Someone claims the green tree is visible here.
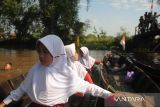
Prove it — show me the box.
[0,0,90,41]
[93,27,98,37]
[0,16,9,31]
[99,28,107,37]
[38,0,81,42]
[0,0,40,40]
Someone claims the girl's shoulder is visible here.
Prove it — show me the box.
[74,61,85,68]
[74,61,87,73]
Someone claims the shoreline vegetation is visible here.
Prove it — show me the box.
[0,34,128,50]
[0,34,158,52]
[0,39,37,50]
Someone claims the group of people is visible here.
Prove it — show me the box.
[0,35,121,107]
[137,11,159,34]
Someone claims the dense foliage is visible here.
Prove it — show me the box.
[0,0,83,42]
[80,34,132,51]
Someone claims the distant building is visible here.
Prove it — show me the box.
[0,31,16,39]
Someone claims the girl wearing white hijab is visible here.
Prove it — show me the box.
[65,43,93,84]
[79,47,100,72]
[0,35,114,107]
[65,43,93,107]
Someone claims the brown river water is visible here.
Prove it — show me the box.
[0,48,159,73]
[0,48,107,73]
[0,48,38,72]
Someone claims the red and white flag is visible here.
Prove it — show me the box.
[120,35,125,51]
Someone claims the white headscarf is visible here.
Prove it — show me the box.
[64,43,76,68]
[80,47,95,69]
[5,35,111,106]
[9,35,84,106]
[65,43,87,79]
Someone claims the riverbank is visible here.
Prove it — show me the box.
[0,39,37,49]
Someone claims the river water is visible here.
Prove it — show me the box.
[0,48,159,72]
[0,48,38,72]
[0,48,108,72]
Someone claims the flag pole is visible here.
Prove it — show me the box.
[151,0,153,13]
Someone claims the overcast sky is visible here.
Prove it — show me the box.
[78,0,160,36]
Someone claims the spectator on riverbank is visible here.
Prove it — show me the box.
[79,47,101,73]
[0,35,121,107]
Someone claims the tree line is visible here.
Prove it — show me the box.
[0,0,87,43]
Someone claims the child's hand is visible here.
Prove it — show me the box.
[105,94,115,103]
[105,92,125,103]
[0,102,5,107]
[75,92,84,97]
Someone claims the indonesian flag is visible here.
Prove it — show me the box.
[120,35,125,51]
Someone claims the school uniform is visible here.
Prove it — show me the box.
[65,43,93,84]
[79,47,100,72]
[3,35,111,107]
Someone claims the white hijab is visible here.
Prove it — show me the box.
[65,43,87,79]
[8,35,111,107]
[80,47,95,69]
[64,43,76,68]
[16,35,86,106]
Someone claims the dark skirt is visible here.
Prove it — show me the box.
[68,95,84,107]
[28,102,68,107]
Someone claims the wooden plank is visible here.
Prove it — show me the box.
[0,70,27,83]
[0,81,13,100]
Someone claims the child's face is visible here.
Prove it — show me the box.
[74,52,79,61]
[37,43,53,66]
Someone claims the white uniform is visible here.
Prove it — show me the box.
[65,43,87,79]
[79,47,95,69]
[3,35,111,106]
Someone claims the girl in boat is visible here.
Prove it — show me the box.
[79,47,101,73]
[0,35,118,107]
[65,43,93,107]
[65,43,93,84]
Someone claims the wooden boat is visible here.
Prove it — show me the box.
[0,67,109,107]
[68,65,106,107]
[1,53,160,107]
[0,70,28,107]
[129,56,160,86]
[102,52,160,92]
[99,52,160,107]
